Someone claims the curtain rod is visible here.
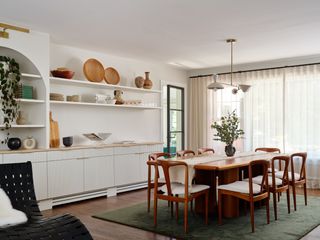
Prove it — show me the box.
[189,61,320,78]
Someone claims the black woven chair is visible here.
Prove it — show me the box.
[0,161,93,240]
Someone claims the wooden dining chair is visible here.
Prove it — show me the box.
[269,156,291,220]
[275,152,307,211]
[198,148,215,155]
[146,152,171,212]
[177,150,195,158]
[255,147,281,153]
[218,160,270,233]
[154,159,209,233]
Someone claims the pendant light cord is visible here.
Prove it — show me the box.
[230,40,233,86]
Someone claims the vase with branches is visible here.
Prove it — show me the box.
[211,110,244,156]
[0,56,21,144]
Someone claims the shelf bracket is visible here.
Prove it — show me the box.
[0,23,30,39]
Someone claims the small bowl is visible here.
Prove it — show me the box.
[63,136,73,147]
[51,70,75,79]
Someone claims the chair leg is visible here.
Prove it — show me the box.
[266,198,270,224]
[292,183,297,211]
[184,200,188,233]
[273,192,278,220]
[154,195,158,227]
[175,195,179,222]
[286,189,290,214]
[171,200,174,218]
[218,191,222,225]
[304,183,308,206]
[277,192,281,202]
[190,199,194,215]
[250,200,255,233]
[205,192,209,225]
[147,186,151,212]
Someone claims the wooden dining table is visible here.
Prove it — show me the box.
[168,151,284,218]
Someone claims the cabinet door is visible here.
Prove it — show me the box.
[48,159,84,198]
[32,162,48,200]
[84,156,114,191]
[114,154,140,186]
[139,153,149,182]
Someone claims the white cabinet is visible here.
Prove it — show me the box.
[48,158,84,198]
[2,152,48,200]
[139,153,149,182]
[114,153,141,186]
[84,156,114,191]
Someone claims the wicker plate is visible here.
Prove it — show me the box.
[83,58,105,82]
[104,67,120,85]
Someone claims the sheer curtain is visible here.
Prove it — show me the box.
[285,65,320,188]
[242,69,284,151]
[187,76,213,152]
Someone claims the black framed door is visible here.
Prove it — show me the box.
[166,85,185,155]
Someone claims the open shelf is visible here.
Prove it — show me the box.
[50,77,162,94]
[15,98,45,103]
[21,73,42,79]
[50,100,162,110]
[0,124,45,128]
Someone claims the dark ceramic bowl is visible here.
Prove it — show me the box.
[7,137,21,150]
[51,70,75,79]
[63,136,73,147]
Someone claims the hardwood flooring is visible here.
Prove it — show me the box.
[43,188,320,240]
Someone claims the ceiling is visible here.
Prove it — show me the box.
[1,0,320,69]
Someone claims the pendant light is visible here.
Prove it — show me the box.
[207,74,224,90]
[208,38,250,93]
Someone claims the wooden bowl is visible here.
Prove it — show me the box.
[83,59,105,82]
[104,67,120,85]
[51,70,74,79]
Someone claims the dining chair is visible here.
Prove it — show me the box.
[198,148,215,155]
[217,160,270,233]
[146,152,171,212]
[275,152,307,211]
[177,150,196,158]
[268,156,291,220]
[255,147,281,153]
[154,159,209,233]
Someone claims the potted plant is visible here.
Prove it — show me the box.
[0,56,21,144]
[211,110,244,157]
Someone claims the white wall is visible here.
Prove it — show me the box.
[49,43,187,145]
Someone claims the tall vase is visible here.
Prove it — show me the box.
[143,72,153,89]
[225,144,236,157]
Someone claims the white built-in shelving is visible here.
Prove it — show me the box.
[0,124,45,128]
[50,100,161,109]
[21,73,42,79]
[50,77,162,94]
[15,98,45,103]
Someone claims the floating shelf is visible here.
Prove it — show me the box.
[21,73,42,79]
[15,98,45,103]
[50,100,162,110]
[49,77,162,94]
[0,124,45,128]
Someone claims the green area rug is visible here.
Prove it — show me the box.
[93,196,320,239]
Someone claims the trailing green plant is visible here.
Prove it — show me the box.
[0,56,21,143]
[211,110,244,145]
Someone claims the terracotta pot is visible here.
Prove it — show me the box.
[135,76,145,88]
[143,72,153,89]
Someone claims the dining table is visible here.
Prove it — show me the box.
[167,151,286,218]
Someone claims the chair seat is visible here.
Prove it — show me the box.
[275,171,300,181]
[268,167,278,173]
[244,175,283,186]
[160,183,209,195]
[217,181,261,194]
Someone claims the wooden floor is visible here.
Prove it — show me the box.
[43,188,320,240]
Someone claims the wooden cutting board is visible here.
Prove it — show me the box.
[50,112,60,148]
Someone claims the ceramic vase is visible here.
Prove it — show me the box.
[23,137,37,150]
[135,76,145,88]
[143,72,153,89]
[16,111,27,125]
[225,144,236,157]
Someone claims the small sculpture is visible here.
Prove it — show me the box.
[135,76,145,88]
[114,90,124,104]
